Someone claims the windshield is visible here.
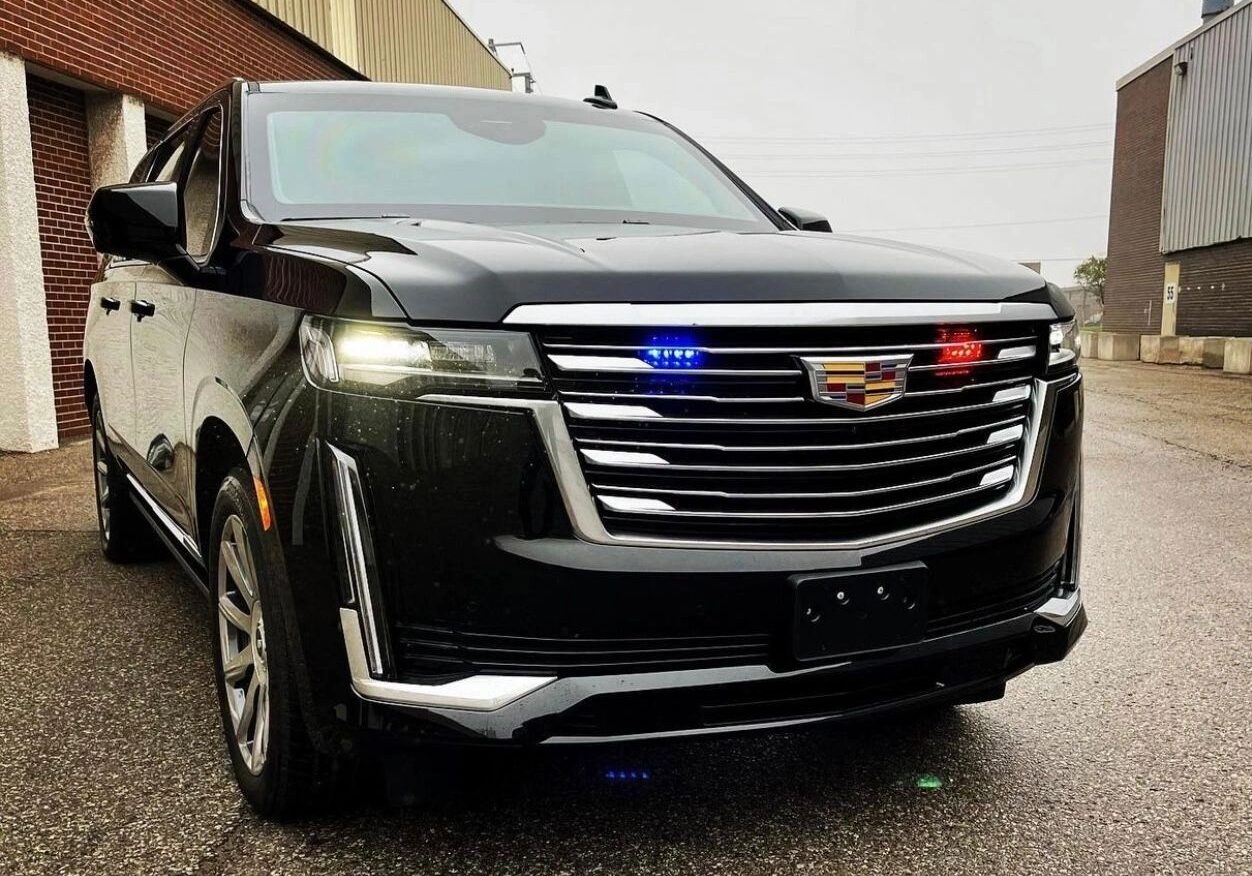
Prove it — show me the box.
[244,91,775,231]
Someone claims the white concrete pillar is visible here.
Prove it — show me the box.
[0,53,58,452]
[86,91,147,188]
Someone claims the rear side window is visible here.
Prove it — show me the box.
[183,111,222,260]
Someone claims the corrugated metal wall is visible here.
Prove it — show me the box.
[251,0,510,89]
[1160,3,1252,253]
[255,0,332,45]
[355,0,509,88]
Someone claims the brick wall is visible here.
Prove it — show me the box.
[1103,60,1171,335]
[0,0,358,118]
[26,75,96,440]
[1,0,360,440]
[1176,238,1252,337]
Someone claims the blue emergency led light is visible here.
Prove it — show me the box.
[604,769,652,781]
[643,336,703,368]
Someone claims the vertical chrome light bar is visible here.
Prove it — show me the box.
[327,443,389,677]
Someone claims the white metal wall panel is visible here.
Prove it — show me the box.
[1160,3,1252,253]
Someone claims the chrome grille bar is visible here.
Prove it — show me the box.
[580,430,1024,472]
[542,335,1038,354]
[596,467,1016,519]
[591,457,1017,500]
[558,375,1031,403]
[574,414,1027,453]
[566,386,1031,424]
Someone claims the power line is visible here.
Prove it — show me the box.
[745,157,1110,178]
[843,214,1110,234]
[720,140,1113,161]
[701,122,1114,145]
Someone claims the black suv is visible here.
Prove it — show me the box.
[83,80,1085,816]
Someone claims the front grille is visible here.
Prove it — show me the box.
[538,323,1047,544]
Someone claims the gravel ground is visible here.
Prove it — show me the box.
[1,360,1249,876]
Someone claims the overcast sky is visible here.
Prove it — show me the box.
[451,0,1210,285]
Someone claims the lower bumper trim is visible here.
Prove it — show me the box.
[345,590,1086,740]
[341,608,555,711]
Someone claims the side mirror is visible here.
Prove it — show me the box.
[778,206,833,233]
[86,181,182,262]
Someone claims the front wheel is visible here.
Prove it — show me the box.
[209,468,347,818]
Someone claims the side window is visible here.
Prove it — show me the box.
[183,111,223,261]
[147,131,188,184]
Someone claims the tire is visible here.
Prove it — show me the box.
[208,467,346,819]
[90,396,161,562]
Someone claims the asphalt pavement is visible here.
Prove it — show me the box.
[1,359,1249,875]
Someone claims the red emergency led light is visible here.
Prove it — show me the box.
[936,328,984,367]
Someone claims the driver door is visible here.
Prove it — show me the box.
[126,108,223,537]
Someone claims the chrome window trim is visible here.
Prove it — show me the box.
[421,370,1079,551]
[504,301,1058,327]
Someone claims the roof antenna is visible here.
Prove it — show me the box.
[584,85,617,109]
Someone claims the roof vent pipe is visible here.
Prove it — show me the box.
[1202,0,1233,21]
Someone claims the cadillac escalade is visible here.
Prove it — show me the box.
[82,80,1086,817]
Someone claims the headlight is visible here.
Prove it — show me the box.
[300,316,547,398]
[1048,320,1078,370]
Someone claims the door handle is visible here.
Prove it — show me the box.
[99,296,121,312]
[130,299,156,321]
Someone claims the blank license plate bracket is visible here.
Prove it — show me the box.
[791,564,929,661]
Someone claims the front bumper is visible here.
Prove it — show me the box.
[343,588,1085,743]
[264,360,1083,748]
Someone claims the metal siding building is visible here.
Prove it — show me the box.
[1161,7,1252,253]
[252,0,512,89]
[1103,0,1252,339]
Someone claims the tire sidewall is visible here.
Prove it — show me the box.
[90,396,131,559]
[208,468,296,811]
[90,399,110,554]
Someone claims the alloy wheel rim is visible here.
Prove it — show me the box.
[217,514,270,775]
[92,420,111,541]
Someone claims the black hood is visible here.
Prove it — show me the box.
[263,219,1052,324]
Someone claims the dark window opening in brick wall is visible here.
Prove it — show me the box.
[27,75,97,441]
[146,114,172,151]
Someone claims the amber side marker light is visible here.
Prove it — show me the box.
[254,476,273,531]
